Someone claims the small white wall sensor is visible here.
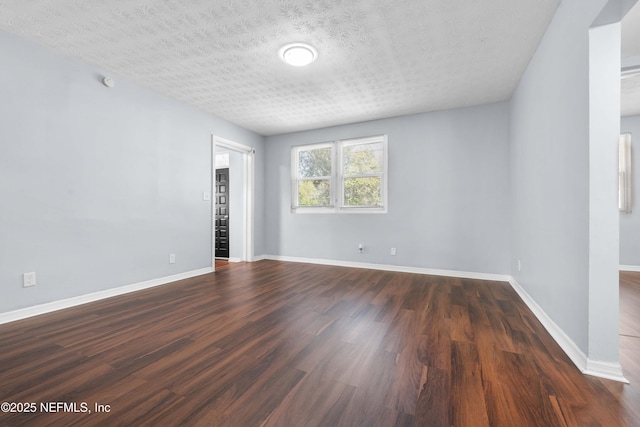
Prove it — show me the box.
[102,77,115,88]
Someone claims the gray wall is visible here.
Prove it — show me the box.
[0,29,264,313]
[509,0,618,357]
[621,114,640,265]
[264,102,510,275]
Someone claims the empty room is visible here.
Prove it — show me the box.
[1,0,639,426]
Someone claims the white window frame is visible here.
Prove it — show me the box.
[291,135,388,214]
[291,142,336,212]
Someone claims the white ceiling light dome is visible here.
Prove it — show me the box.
[279,43,317,67]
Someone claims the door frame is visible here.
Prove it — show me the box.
[211,135,255,270]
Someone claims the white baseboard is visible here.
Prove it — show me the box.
[509,277,628,384]
[508,278,589,369]
[0,267,213,326]
[215,257,243,263]
[585,359,629,383]
[619,264,640,272]
[253,254,268,262]
[262,255,510,282]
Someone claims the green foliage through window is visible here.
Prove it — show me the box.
[298,147,332,178]
[343,143,383,175]
[344,177,382,207]
[296,145,332,207]
[298,179,331,206]
[342,142,383,207]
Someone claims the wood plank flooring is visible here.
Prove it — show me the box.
[0,261,637,426]
[214,260,231,270]
[617,271,640,425]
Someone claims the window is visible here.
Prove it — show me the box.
[294,142,334,208]
[292,135,387,213]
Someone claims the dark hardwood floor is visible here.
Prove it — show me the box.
[0,261,638,426]
[617,271,640,425]
[214,259,230,270]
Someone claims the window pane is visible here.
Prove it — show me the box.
[343,142,383,175]
[343,177,381,207]
[298,147,332,178]
[298,179,331,206]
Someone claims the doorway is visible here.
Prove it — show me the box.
[214,167,230,259]
[620,0,640,384]
[211,135,255,271]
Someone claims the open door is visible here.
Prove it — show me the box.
[215,167,230,259]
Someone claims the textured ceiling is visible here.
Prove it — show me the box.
[0,0,584,136]
[622,1,640,117]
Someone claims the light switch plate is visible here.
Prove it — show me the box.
[23,272,36,287]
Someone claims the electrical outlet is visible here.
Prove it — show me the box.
[517,259,522,272]
[358,243,364,253]
[202,192,211,201]
[169,254,176,264]
[23,272,36,287]
[390,247,397,256]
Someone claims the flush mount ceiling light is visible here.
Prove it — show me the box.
[279,43,317,67]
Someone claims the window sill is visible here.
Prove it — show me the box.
[291,207,387,214]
